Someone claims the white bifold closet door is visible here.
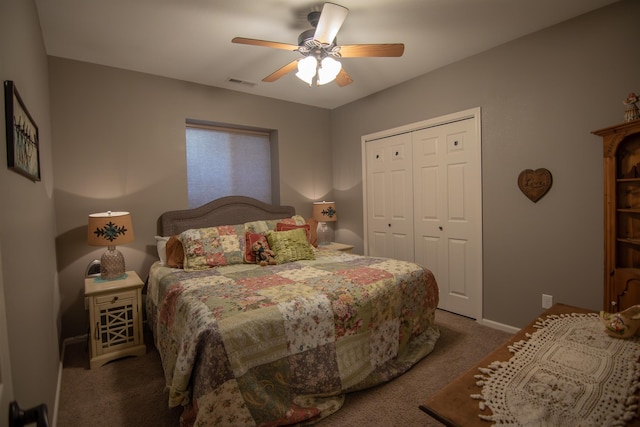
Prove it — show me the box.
[363,110,482,320]
[364,132,414,263]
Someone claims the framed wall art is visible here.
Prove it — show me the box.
[4,80,41,181]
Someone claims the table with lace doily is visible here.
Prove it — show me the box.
[419,303,640,426]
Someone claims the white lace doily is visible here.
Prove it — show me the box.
[472,313,640,427]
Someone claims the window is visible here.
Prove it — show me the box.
[185,122,277,208]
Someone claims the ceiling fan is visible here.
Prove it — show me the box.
[232,2,404,87]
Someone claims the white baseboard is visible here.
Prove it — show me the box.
[53,334,88,427]
[478,317,520,334]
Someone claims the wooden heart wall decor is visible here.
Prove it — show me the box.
[518,168,553,202]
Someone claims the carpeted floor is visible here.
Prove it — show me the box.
[55,309,512,426]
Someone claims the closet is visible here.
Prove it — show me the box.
[593,120,640,312]
[362,108,482,319]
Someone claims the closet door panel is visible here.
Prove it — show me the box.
[417,166,438,220]
[447,163,466,220]
[413,129,446,268]
[391,169,410,221]
[448,238,468,296]
[371,171,386,219]
[365,133,413,262]
[417,235,440,279]
[413,118,480,318]
[370,231,388,258]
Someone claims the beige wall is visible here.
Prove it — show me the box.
[49,59,333,338]
[331,0,640,328]
[0,0,60,417]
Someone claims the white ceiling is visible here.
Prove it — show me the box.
[35,0,619,109]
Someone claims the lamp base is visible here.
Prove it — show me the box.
[100,246,126,280]
[317,222,331,246]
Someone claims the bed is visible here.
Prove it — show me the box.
[146,196,440,426]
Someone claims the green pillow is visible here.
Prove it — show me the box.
[266,228,315,264]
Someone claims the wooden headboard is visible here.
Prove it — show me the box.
[157,196,296,236]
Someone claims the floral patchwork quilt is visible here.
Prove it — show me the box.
[146,249,440,426]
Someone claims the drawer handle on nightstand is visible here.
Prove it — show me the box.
[94,322,100,340]
[111,296,119,303]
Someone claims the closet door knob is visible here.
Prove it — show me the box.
[439,226,443,231]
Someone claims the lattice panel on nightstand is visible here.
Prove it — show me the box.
[98,303,136,349]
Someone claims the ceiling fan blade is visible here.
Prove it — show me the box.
[339,43,405,58]
[262,60,299,82]
[335,68,353,87]
[232,37,299,52]
[314,3,349,45]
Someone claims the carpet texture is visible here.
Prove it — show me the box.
[56,309,512,426]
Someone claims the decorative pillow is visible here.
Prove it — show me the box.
[165,236,184,268]
[155,236,170,265]
[244,232,271,263]
[281,215,307,225]
[242,215,309,262]
[276,222,312,245]
[243,220,276,234]
[266,228,315,264]
[179,224,245,271]
[243,215,306,234]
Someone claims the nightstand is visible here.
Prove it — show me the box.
[84,271,146,369]
[321,242,354,253]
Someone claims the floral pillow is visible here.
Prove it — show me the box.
[244,215,306,234]
[266,228,315,264]
[179,224,245,271]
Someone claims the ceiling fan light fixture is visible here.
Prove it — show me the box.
[232,2,403,87]
[296,56,317,85]
[317,57,341,85]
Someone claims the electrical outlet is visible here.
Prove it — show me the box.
[542,294,553,309]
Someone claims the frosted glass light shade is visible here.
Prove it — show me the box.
[296,56,317,85]
[317,57,341,85]
[296,56,341,86]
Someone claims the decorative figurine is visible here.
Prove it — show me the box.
[624,92,640,122]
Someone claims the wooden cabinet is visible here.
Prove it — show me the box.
[84,271,146,369]
[594,120,640,312]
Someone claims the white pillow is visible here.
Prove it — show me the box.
[155,235,170,265]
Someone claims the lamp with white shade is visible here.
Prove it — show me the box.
[87,211,135,280]
[312,201,337,246]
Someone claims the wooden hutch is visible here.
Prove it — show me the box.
[594,119,640,312]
